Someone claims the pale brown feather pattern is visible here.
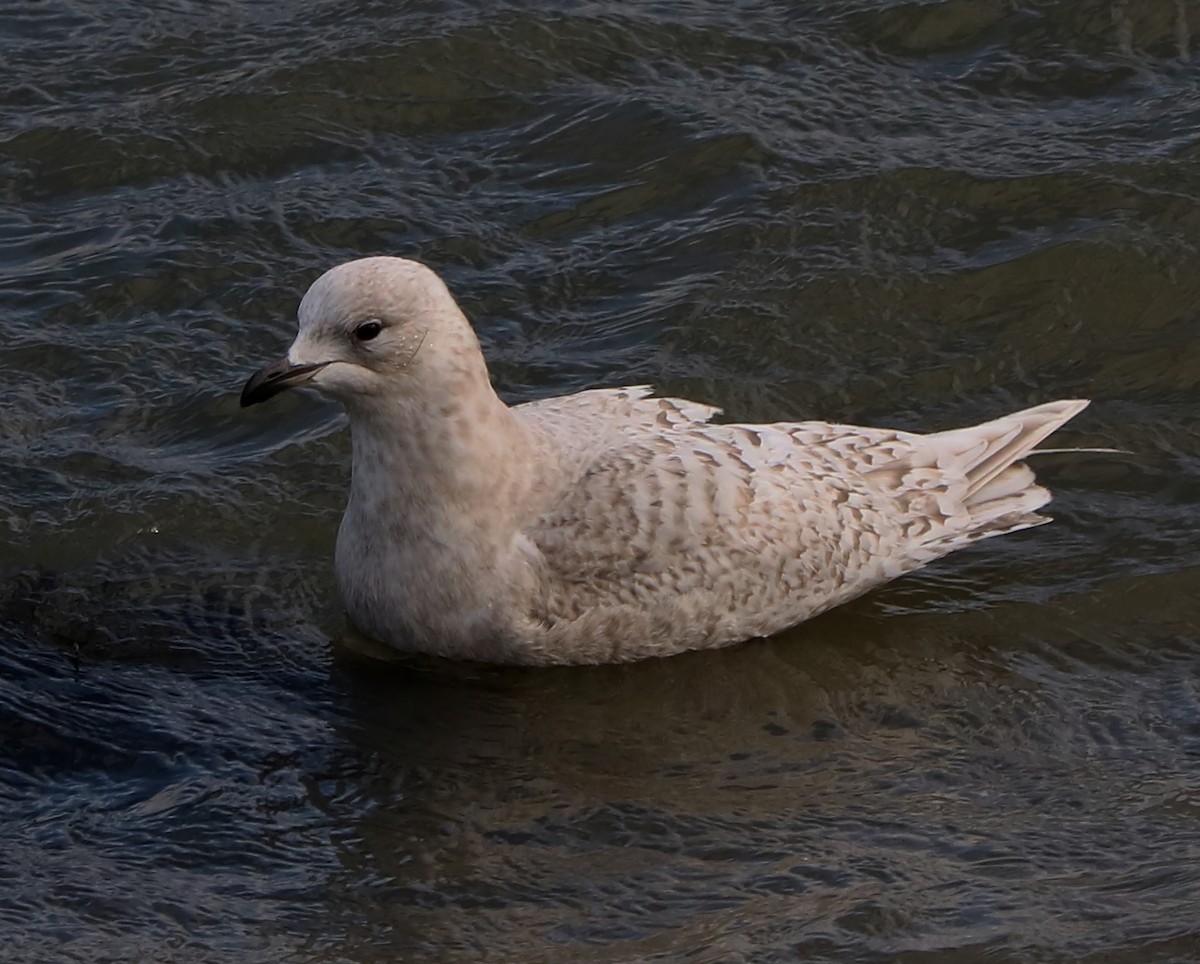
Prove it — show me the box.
[503,398,1089,665]
[264,257,1089,665]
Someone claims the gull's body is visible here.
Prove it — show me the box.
[242,257,1088,665]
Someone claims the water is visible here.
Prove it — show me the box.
[3,0,1200,960]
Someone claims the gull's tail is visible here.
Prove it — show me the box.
[925,399,1090,547]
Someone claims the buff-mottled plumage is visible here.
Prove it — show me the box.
[241,257,1088,665]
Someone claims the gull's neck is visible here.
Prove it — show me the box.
[342,372,538,543]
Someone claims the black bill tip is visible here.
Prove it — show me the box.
[240,358,328,408]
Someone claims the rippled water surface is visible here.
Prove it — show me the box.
[4,1,1200,961]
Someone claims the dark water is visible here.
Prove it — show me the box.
[3,0,1200,960]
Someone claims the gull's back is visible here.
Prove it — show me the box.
[509,392,1088,664]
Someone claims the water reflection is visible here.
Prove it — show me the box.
[309,567,1200,960]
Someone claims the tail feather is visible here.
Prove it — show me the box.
[929,399,1090,506]
[969,462,1038,507]
[914,399,1089,554]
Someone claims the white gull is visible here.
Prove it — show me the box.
[241,256,1088,665]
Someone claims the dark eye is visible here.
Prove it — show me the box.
[354,320,383,342]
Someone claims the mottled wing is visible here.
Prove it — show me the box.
[514,387,723,485]
[524,420,926,641]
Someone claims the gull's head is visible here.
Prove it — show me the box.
[240,256,481,410]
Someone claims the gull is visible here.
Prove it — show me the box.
[241,257,1088,665]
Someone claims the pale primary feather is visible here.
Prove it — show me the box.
[245,257,1088,666]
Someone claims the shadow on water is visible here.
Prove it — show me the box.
[305,566,1200,962]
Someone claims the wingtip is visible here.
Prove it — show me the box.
[1053,398,1091,428]
[1023,398,1090,428]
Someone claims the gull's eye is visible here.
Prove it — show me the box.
[354,320,383,342]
